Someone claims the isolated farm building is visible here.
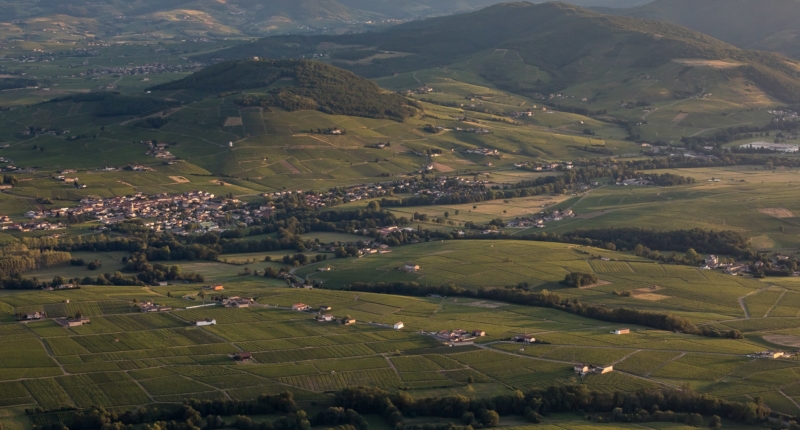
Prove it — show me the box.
[473,330,486,337]
[319,305,332,312]
[756,351,786,359]
[17,312,44,321]
[403,263,420,273]
[612,329,630,335]
[194,319,217,327]
[292,303,311,311]
[139,303,171,312]
[224,297,252,308]
[316,314,335,322]
[156,281,168,286]
[234,352,252,361]
[343,317,356,325]
[212,285,224,291]
[512,334,536,343]
[592,365,614,374]
[394,322,404,330]
[437,329,473,342]
[64,317,90,327]
[574,364,589,374]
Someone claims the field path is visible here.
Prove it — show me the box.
[739,287,774,318]
[644,352,685,377]
[739,297,751,318]
[478,343,679,389]
[37,338,69,376]
[383,354,401,379]
[611,350,642,366]
[127,372,158,403]
[779,390,800,411]
[765,289,788,318]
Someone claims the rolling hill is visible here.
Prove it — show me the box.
[199,2,800,104]
[150,59,420,121]
[603,0,800,59]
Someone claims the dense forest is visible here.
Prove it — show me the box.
[151,60,419,121]
[342,282,742,339]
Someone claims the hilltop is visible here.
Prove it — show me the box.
[201,2,800,104]
[603,0,800,59]
[150,59,419,121]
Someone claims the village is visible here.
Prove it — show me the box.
[79,62,199,79]
[514,161,574,171]
[17,191,274,234]
[505,208,576,229]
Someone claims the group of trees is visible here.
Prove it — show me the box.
[334,385,770,427]
[561,272,598,287]
[30,380,779,430]
[343,282,741,339]
[0,243,72,277]
[559,228,752,259]
[32,393,301,430]
[456,227,752,267]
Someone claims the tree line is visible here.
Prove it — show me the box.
[342,282,742,339]
[0,243,72,276]
[31,384,778,430]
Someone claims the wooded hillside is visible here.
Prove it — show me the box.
[199,2,800,103]
[151,60,419,121]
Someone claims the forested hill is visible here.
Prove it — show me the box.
[150,60,419,121]
[199,2,800,104]
[602,0,800,59]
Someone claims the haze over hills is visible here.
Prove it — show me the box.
[602,0,800,59]
[200,2,800,105]
[0,0,652,38]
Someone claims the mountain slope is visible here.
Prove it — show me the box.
[150,59,419,121]
[200,2,800,104]
[604,0,800,59]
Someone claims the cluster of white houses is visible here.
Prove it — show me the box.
[19,191,278,233]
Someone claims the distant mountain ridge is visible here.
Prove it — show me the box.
[1,0,653,36]
[602,0,800,59]
[199,2,800,104]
